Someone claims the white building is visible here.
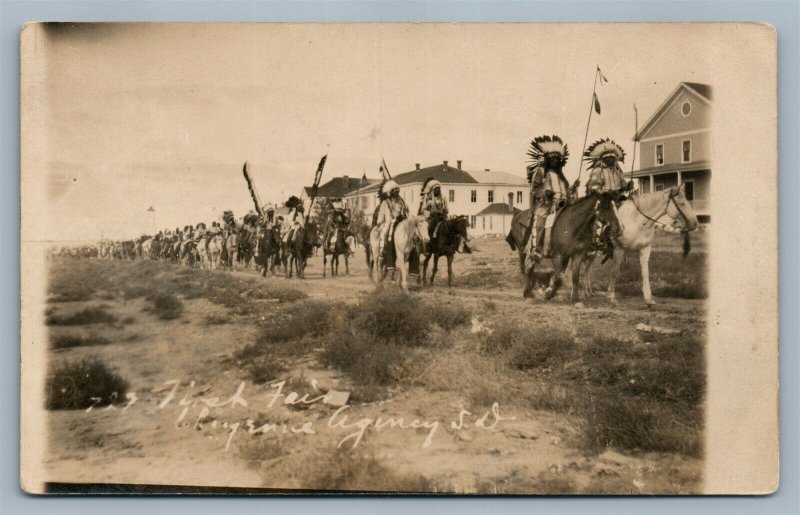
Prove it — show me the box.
[342,160,528,236]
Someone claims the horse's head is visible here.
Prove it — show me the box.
[410,215,430,245]
[666,184,699,232]
[452,215,471,243]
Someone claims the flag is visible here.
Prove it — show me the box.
[597,66,609,83]
[593,92,601,114]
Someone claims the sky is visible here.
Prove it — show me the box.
[34,23,715,241]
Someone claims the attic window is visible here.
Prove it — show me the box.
[681,101,691,116]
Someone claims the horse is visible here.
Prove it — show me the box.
[584,184,699,305]
[421,215,470,287]
[368,215,430,292]
[256,226,283,276]
[284,222,319,279]
[205,234,223,270]
[322,227,355,278]
[179,240,200,267]
[237,227,258,270]
[507,192,619,303]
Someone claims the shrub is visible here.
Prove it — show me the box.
[484,323,577,371]
[258,301,342,344]
[45,357,129,410]
[204,313,231,325]
[352,290,431,345]
[50,333,110,349]
[305,450,433,492]
[580,394,702,456]
[151,293,183,320]
[322,330,412,386]
[46,306,118,326]
[426,302,471,330]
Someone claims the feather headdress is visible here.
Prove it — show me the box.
[583,138,625,167]
[284,196,303,209]
[526,135,569,169]
[420,177,440,197]
[381,180,399,196]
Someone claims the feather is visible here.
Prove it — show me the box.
[242,162,264,217]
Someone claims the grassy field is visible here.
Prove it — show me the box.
[41,233,705,493]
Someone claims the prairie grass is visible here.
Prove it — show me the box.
[45,357,129,410]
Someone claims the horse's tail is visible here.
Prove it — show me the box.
[506,230,517,251]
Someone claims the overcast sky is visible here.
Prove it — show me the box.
[37,23,714,241]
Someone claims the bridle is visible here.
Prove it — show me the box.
[631,187,692,232]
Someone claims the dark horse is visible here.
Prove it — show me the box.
[421,215,470,287]
[507,192,619,303]
[322,227,354,278]
[283,222,319,279]
[255,226,283,276]
[236,227,258,269]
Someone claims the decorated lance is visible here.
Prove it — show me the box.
[306,154,328,216]
[242,161,264,217]
[630,104,638,180]
[380,157,393,180]
[577,65,608,182]
[347,173,364,231]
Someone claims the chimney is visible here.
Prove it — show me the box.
[484,168,491,172]
[443,160,448,169]
[415,163,420,170]
[457,160,462,170]
[343,175,349,185]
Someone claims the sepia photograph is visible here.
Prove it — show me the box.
[19,22,778,495]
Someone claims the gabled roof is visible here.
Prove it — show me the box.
[304,176,379,198]
[476,203,521,216]
[634,82,713,141]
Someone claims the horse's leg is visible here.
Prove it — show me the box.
[422,254,431,285]
[545,255,569,300]
[640,244,656,306]
[446,253,454,288]
[430,254,440,285]
[582,254,596,297]
[344,254,349,276]
[570,254,587,306]
[607,248,625,306]
[398,248,409,292]
[518,249,526,276]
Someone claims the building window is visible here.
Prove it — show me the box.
[683,180,694,201]
[470,215,476,229]
[516,191,523,204]
[488,190,494,203]
[655,144,664,166]
[482,217,485,230]
[655,184,665,192]
[681,101,692,117]
[682,140,692,163]
[489,216,493,230]
[470,190,477,203]
[449,189,455,202]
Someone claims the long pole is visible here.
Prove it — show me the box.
[380,157,393,180]
[577,67,601,182]
[306,154,328,216]
[630,104,638,179]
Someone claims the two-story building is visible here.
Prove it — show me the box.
[632,82,712,223]
[341,160,528,236]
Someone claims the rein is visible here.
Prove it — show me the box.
[630,189,691,232]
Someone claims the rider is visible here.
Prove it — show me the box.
[324,202,349,252]
[376,180,408,260]
[525,135,578,268]
[419,178,448,239]
[282,197,305,244]
[583,138,633,251]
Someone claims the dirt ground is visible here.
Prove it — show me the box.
[42,234,706,494]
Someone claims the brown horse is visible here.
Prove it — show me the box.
[256,225,283,276]
[421,215,470,287]
[507,192,619,303]
[284,222,319,279]
[323,227,354,278]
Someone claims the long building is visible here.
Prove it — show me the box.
[341,160,528,236]
[632,82,712,223]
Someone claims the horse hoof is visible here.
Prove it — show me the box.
[544,288,555,300]
[574,302,585,309]
[645,299,657,307]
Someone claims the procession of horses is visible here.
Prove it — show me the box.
[59,131,699,308]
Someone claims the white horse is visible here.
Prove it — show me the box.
[584,184,699,305]
[368,215,430,292]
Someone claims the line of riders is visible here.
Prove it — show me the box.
[92,134,636,284]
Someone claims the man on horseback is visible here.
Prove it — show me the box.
[525,135,578,268]
[324,202,350,253]
[376,180,408,260]
[282,196,305,245]
[583,138,633,254]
